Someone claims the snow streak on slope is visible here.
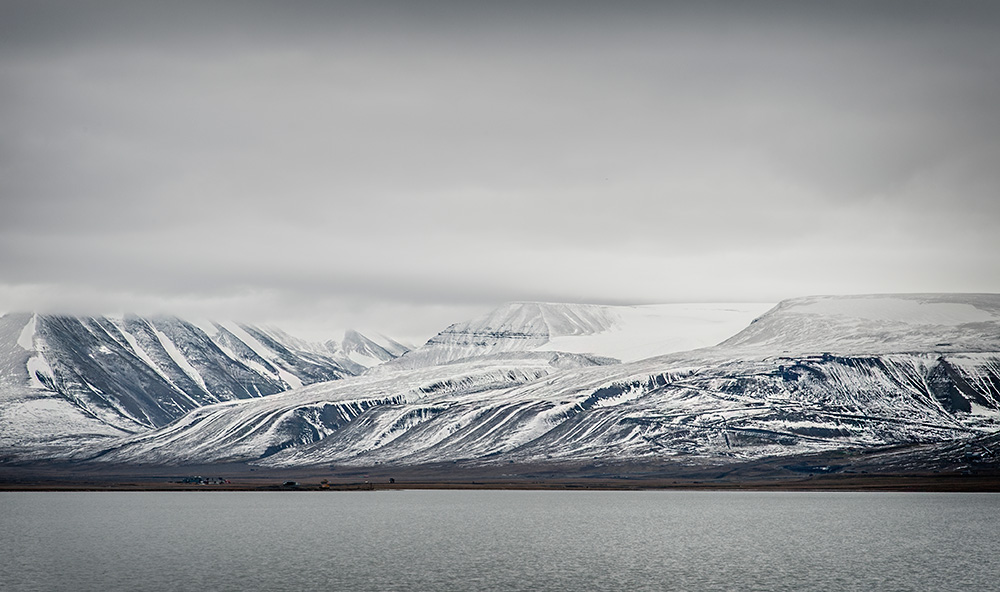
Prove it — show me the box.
[153,325,212,395]
[212,321,304,389]
[113,320,188,398]
[385,301,772,370]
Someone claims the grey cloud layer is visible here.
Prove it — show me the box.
[2,1,999,340]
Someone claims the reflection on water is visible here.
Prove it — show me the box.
[2,490,997,591]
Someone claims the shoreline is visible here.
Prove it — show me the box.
[3,473,1000,492]
[5,453,999,492]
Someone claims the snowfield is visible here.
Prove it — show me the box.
[535,302,775,361]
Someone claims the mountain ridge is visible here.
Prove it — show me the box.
[4,294,999,476]
[0,312,408,453]
[47,293,1000,472]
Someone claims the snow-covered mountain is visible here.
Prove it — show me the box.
[0,313,406,454]
[382,301,773,370]
[83,351,617,466]
[66,294,1000,471]
[719,294,1000,355]
[339,329,411,369]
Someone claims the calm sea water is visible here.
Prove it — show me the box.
[1,490,998,591]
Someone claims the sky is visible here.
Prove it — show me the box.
[1,1,999,344]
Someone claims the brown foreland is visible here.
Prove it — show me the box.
[2,454,999,492]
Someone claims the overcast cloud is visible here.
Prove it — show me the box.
[1,1,999,343]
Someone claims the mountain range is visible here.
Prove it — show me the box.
[2,294,999,479]
[0,313,407,456]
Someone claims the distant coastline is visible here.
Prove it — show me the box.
[3,461,999,493]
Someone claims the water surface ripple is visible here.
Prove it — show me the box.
[2,490,997,591]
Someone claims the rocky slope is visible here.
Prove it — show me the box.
[0,313,406,454]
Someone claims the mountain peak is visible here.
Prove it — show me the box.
[341,328,410,368]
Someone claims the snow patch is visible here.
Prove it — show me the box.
[26,353,54,389]
[17,314,36,350]
[591,385,646,408]
[968,401,999,417]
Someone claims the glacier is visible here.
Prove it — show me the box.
[378,301,772,370]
